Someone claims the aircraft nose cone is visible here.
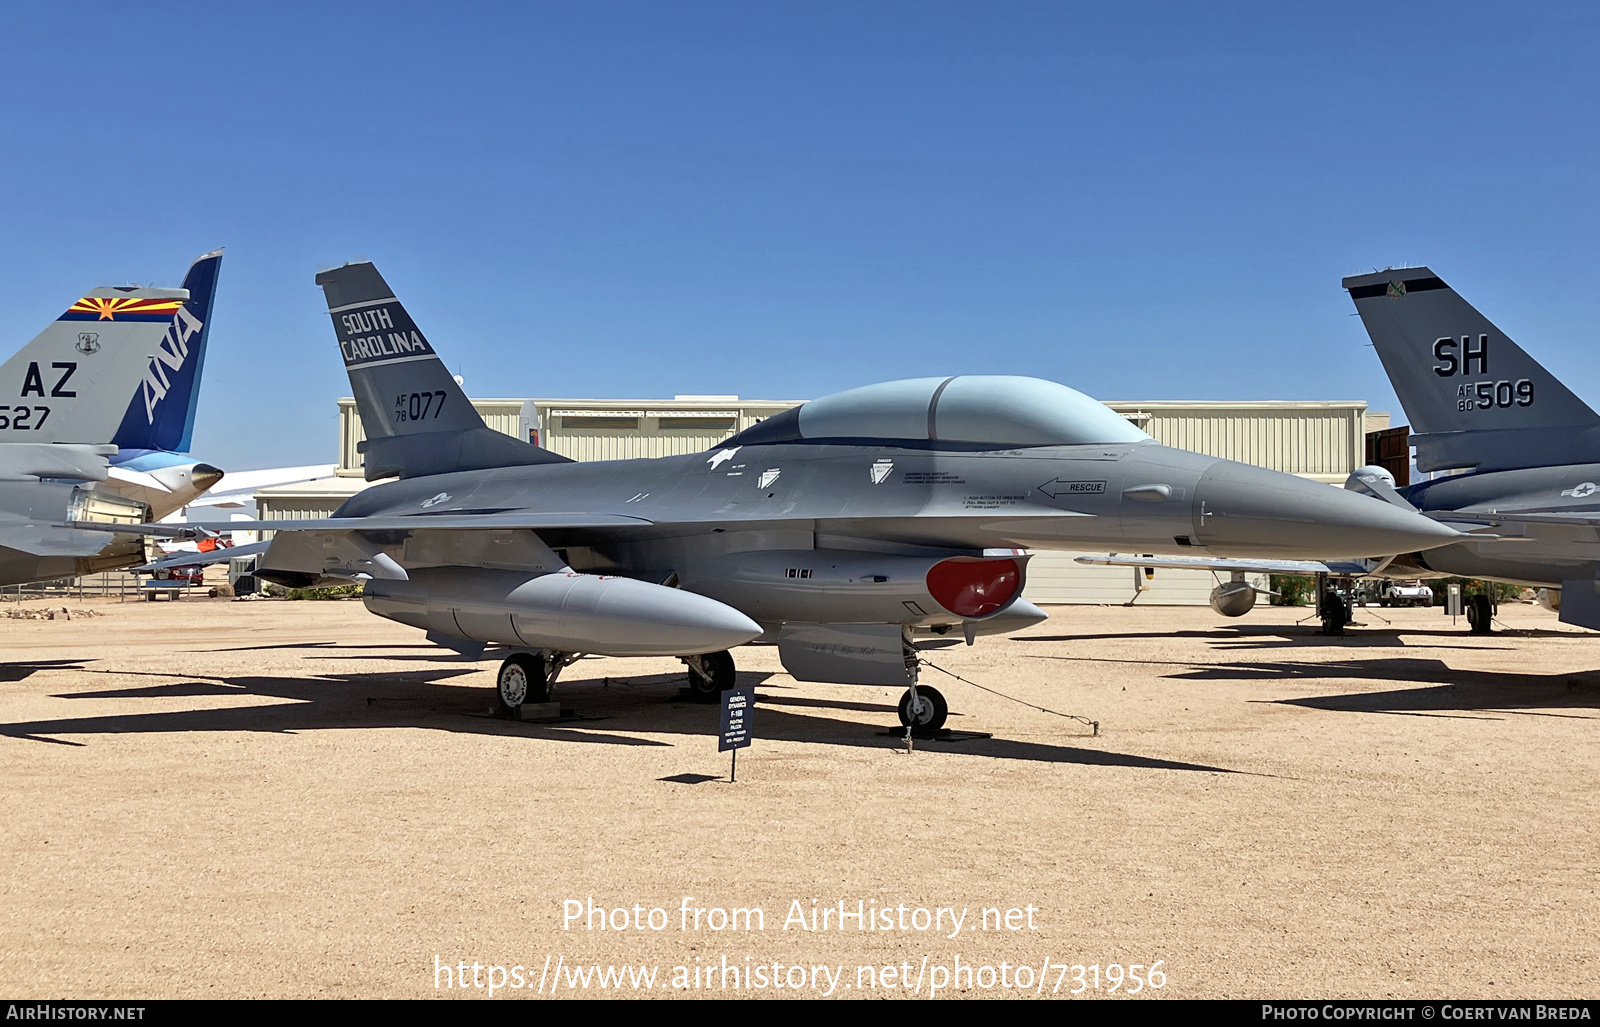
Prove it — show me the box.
[190,463,225,492]
[1194,461,1462,559]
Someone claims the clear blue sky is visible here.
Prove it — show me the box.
[2,2,1598,471]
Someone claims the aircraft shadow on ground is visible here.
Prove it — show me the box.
[0,659,90,682]
[1166,657,1600,718]
[0,653,1236,772]
[1022,625,1563,652]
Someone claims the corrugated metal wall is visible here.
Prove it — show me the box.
[1106,401,1365,483]
[550,430,737,462]
[255,498,331,521]
[338,398,800,474]
[338,398,531,475]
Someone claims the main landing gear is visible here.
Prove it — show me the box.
[1466,593,1495,635]
[681,650,737,702]
[1315,573,1356,636]
[496,650,579,715]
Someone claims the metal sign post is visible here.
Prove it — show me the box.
[719,685,754,782]
[1446,582,1463,624]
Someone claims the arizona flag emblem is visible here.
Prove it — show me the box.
[65,296,184,321]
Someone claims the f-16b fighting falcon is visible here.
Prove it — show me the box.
[0,251,225,585]
[113,262,1466,732]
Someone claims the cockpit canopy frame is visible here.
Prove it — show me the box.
[725,375,1150,449]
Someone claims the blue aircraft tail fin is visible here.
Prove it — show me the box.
[110,250,223,454]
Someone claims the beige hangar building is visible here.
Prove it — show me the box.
[253,395,1390,607]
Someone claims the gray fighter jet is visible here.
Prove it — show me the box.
[1344,266,1600,631]
[1084,267,1600,637]
[0,252,225,586]
[112,262,1465,731]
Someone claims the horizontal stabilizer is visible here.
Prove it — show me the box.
[0,443,116,482]
[0,523,129,559]
[133,540,271,571]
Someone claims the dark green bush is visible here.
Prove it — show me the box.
[286,584,364,601]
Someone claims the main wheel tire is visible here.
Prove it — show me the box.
[685,650,736,702]
[897,685,948,732]
[497,653,550,714]
[1319,593,1346,636]
[1467,594,1494,635]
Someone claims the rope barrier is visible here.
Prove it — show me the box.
[918,657,1099,736]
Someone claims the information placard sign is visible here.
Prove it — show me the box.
[719,686,754,752]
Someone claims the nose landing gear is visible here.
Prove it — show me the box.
[897,684,948,732]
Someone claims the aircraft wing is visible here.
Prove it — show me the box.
[0,444,117,483]
[71,512,657,536]
[132,540,272,571]
[1075,554,1379,576]
[1425,510,1600,528]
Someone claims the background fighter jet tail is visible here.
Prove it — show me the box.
[316,262,571,480]
[0,278,195,446]
[1344,267,1600,472]
[109,250,222,454]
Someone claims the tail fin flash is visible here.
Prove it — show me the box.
[111,249,222,453]
[1344,267,1600,472]
[0,281,191,445]
[316,262,569,480]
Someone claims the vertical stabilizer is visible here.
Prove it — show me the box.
[315,262,569,479]
[0,282,189,445]
[1344,267,1600,471]
[111,250,222,453]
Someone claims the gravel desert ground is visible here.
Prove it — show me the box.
[0,595,1595,999]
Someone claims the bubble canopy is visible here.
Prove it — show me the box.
[725,376,1151,448]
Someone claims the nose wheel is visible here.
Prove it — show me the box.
[898,685,948,731]
[683,650,737,702]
